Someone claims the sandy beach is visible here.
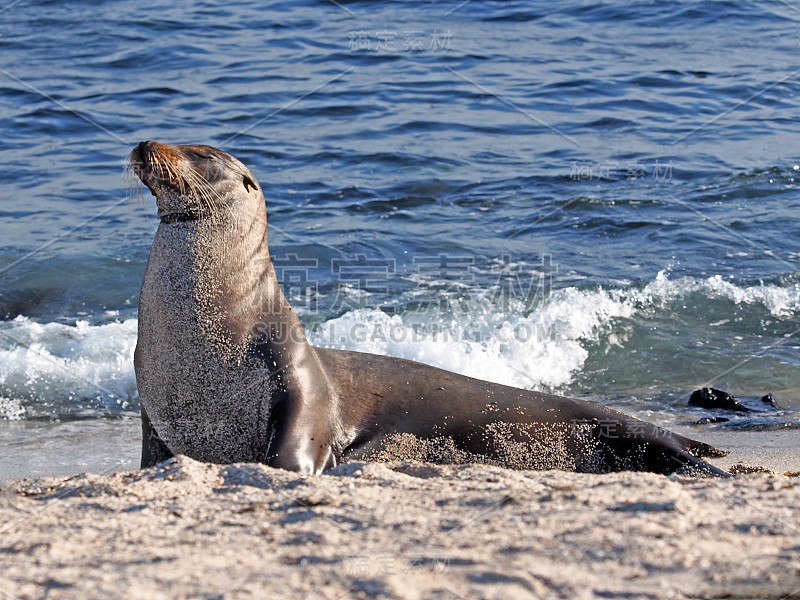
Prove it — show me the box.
[1,431,799,600]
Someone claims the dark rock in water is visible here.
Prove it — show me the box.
[760,394,776,407]
[694,416,730,425]
[689,388,750,412]
[689,389,791,430]
[689,388,780,414]
[0,289,45,320]
[727,421,800,432]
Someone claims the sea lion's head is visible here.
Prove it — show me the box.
[128,141,261,221]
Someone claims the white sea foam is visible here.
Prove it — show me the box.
[0,316,138,418]
[0,274,795,418]
[632,271,800,317]
[311,273,798,390]
[0,396,25,420]
[309,286,635,391]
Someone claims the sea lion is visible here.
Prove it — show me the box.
[130,141,728,476]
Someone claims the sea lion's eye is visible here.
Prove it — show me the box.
[243,175,258,192]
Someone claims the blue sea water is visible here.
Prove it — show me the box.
[1,0,799,463]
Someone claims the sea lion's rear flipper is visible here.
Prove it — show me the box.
[671,451,730,477]
[687,438,729,458]
[648,433,730,477]
[671,432,729,458]
[593,418,730,476]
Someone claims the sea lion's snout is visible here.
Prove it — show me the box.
[128,141,163,195]
[130,142,155,193]
[129,141,185,193]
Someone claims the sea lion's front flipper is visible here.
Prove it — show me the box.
[264,387,337,475]
[140,404,174,469]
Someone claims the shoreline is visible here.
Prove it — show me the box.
[1,418,798,483]
[685,428,800,475]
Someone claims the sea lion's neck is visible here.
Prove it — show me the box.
[182,201,309,362]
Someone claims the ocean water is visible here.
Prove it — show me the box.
[1,1,799,471]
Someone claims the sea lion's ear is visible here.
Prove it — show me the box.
[243,175,258,193]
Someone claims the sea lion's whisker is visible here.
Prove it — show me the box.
[183,169,226,221]
[123,160,146,210]
[182,170,212,207]
[156,155,167,180]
